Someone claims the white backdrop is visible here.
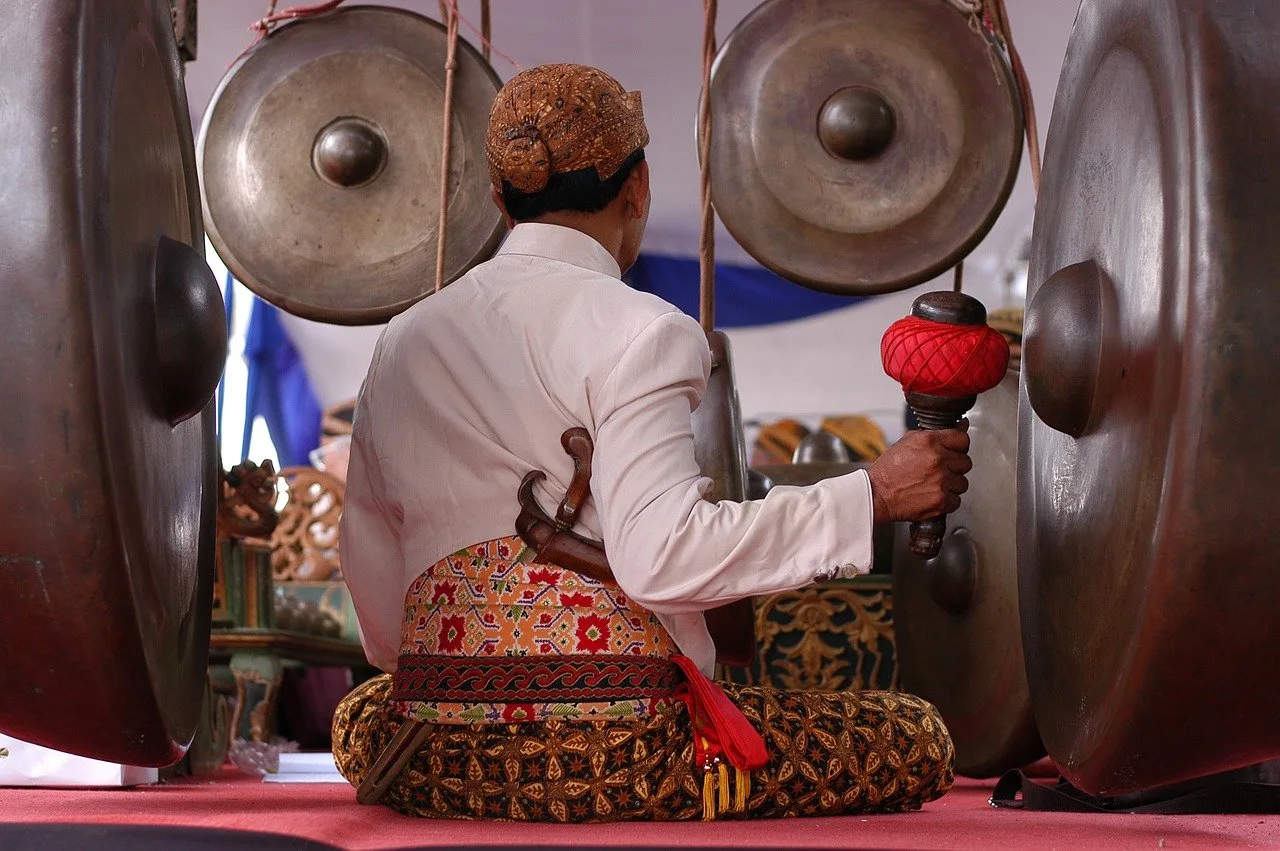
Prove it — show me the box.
[188,1,1079,463]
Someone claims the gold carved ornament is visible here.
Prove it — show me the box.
[270,466,346,582]
[727,583,897,693]
[218,460,281,541]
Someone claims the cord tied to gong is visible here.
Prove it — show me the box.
[882,291,1009,558]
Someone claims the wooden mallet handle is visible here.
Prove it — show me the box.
[905,391,975,559]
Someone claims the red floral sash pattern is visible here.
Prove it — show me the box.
[393,537,681,724]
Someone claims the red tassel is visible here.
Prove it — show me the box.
[671,655,768,771]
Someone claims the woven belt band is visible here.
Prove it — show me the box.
[392,654,682,704]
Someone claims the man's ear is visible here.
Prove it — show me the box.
[623,160,650,220]
[491,186,516,228]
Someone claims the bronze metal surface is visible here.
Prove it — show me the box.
[704,0,1023,295]
[0,0,224,766]
[1020,0,1280,795]
[894,370,1042,778]
[169,0,196,62]
[692,332,756,667]
[792,432,854,464]
[199,6,505,325]
[692,332,750,506]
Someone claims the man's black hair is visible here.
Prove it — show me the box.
[501,149,645,222]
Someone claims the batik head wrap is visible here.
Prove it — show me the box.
[485,63,650,194]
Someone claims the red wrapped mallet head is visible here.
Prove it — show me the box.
[881,291,1010,558]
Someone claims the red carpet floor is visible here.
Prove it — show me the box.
[1,770,1278,849]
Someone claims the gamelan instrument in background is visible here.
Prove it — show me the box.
[199,6,505,325]
[1021,0,1280,796]
[704,0,1023,295]
[893,368,1043,778]
[0,0,226,766]
[690,333,758,668]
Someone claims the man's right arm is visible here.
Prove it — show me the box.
[590,311,878,612]
[589,310,971,614]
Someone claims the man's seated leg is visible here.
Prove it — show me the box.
[333,675,952,822]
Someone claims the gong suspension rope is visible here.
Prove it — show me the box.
[247,0,343,45]
[435,0,462,292]
[698,0,718,333]
[452,0,522,70]
[942,0,1041,193]
[240,0,518,69]
[982,0,1042,192]
[945,0,1041,292]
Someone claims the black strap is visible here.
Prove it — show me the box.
[992,769,1280,815]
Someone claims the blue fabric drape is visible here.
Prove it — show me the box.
[216,271,234,439]
[624,254,858,328]
[240,298,322,468]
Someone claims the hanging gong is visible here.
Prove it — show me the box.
[893,368,1043,778]
[704,0,1023,295]
[692,332,757,668]
[1020,0,1280,797]
[199,6,505,325]
[0,0,225,765]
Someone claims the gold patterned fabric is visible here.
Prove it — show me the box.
[724,581,898,693]
[333,674,954,822]
[486,63,650,193]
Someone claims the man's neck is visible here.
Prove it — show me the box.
[527,212,625,268]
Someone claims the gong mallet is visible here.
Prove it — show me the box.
[881,291,1010,559]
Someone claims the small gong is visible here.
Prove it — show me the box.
[702,0,1023,295]
[199,6,506,325]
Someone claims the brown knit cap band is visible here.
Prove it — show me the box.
[486,63,650,194]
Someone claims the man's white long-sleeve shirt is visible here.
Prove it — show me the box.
[340,223,876,676]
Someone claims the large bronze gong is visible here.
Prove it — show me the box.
[0,0,225,765]
[894,369,1043,778]
[1021,0,1280,795]
[199,6,505,325]
[705,0,1023,295]
[693,332,756,667]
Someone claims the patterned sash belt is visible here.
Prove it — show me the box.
[392,654,683,705]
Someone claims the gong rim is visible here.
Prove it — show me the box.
[1021,0,1280,795]
[0,0,218,766]
[704,0,1023,296]
[198,5,506,325]
[894,370,1043,777]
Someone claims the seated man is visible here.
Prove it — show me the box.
[334,63,971,822]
